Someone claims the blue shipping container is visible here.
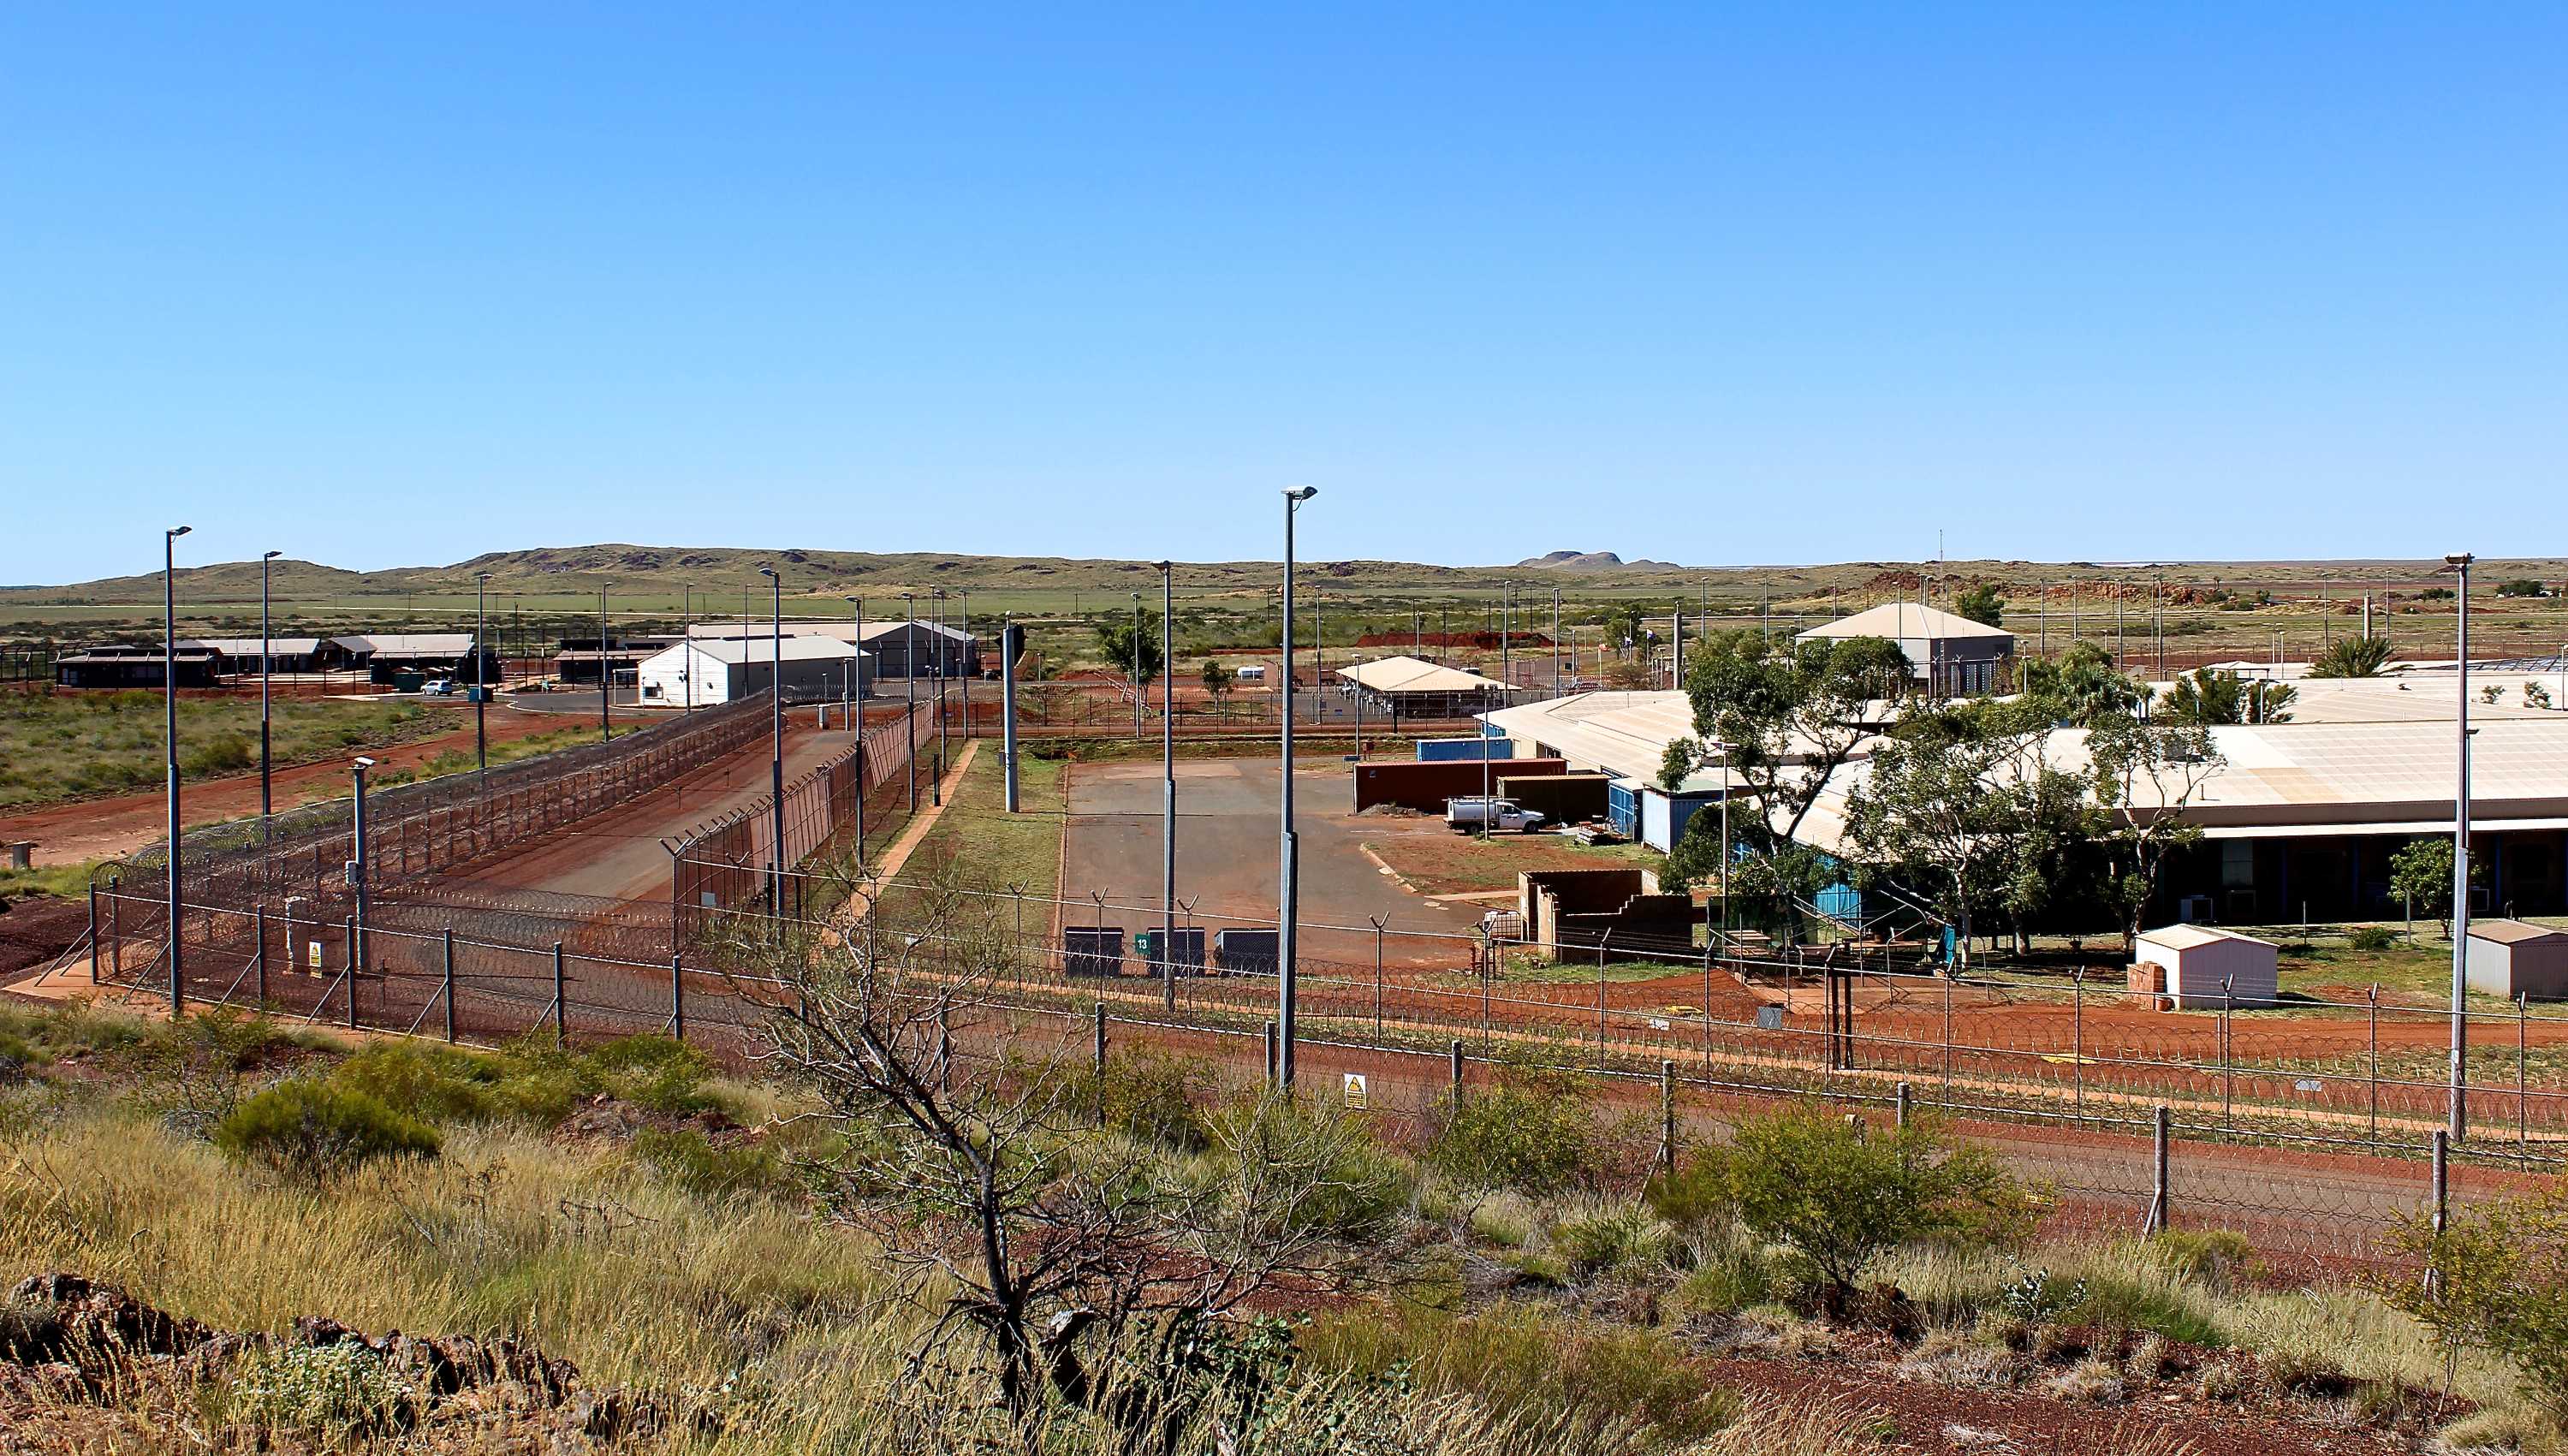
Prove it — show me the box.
[1416,737,1516,763]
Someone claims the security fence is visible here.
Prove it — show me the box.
[63,862,2568,1269]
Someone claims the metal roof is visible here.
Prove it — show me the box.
[684,619,970,644]
[646,638,871,667]
[1796,603,2014,643]
[2137,924,2271,952]
[1335,655,1507,695]
[2466,919,2568,946]
[333,633,479,655]
[186,638,326,655]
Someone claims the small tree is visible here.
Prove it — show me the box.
[2497,579,2548,599]
[2159,668,2295,726]
[2387,835,2482,936]
[2384,1183,2568,1424]
[2528,681,2553,710]
[2087,711,2224,951]
[1709,1103,2032,1317]
[1199,659,1234,722]
[1097,618,1165,687]
[1953,584,2007,629]
[2018,642,2147,727]
[2309,635,2393,679]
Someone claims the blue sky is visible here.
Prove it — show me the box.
[4,4,2563,581]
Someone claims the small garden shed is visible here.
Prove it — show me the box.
[2131,924,2279,1010]
[2464,919,2568,1000]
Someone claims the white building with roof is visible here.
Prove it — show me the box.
[638,637,871,706]
[1335,655,1512,716]
[1798,602,2015,696]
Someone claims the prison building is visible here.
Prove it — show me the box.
[1796,602,2016,697]
[332,633,497,685]
[685,619,978,679]
[552,636,681,686]
[184,638,350,675]
[54,645,220,689]
[637,637,872,706]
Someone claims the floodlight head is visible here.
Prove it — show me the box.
[758,564,778,580]
[475,570,492,581]
[168,525,192,538]
[354,756,376,769]
[1153,560,1171,573]
[2445,553,2476,568]
[263,550,283,561]
[1285,485,1317,502]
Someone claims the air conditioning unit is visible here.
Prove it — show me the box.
[2179,895,2215,925]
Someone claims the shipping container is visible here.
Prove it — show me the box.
[1062,926,1124,978]
[1415,736,1516,763]
[1132,927,1207,974]
[1352,757,1569,812]
[1495,771,1611,823]
[1212,927,1280,975]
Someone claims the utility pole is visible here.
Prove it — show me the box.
[1131,590,1144,740]
[259,550,281,827]
[1277,486,1317,1088]
[2449,551,2476,1142]
[901,592,918,811]
[759,566,786,914]
[474,572,491,787]
[1158,561,1177,1010]
[163,524,191,1013]
[1551,588,1561,694]
[597,579,614,742]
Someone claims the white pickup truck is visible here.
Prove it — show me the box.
[1445,796,1546,834]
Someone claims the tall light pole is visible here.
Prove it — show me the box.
[259,549,281,826]
[759,565,786,914]
[2449,551,2476,1141]
[1278,485,1317,1088]
[351,756,374,978]
[597,579,614,742]
[846,597,865,715]
[1552,588,1561,694]
[931,587,948,805]
[1157,561,1177,1010]
[1131,590,1144,740]
[901,592,918,811]
[163,524,191,1013]
[681,583,693,714]
[473,571,492,788]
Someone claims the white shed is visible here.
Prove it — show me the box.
[637,638,871,707]
[2131,924,2278,1010]
[2464,920,2568,1000]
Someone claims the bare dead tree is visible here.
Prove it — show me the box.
[724,859,1398,1452]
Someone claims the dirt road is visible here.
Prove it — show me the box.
[0,708,573,866]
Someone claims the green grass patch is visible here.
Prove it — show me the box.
[0,691,458,809]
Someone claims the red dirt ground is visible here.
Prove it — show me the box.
[0,707,576,865]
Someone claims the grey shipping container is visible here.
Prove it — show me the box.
[1133,927,1207,973]
[1212,927,1280,975]
[1063,926,1124,978]
[1415,736,1516,762]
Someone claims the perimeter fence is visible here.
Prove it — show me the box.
[62,865,2567,1269]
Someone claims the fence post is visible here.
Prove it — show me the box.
[442,930,456,1043]
[2368,984,2381,1148]
[1895,1079,1911,1131]
[253,905,267,1007]
[108,877,119,980]
[2519,993,2530,1159]
[1658,1059,1677,1172]
[1264,1020,1278,1085]
[86,883,98,984]
[1093,1001,1107,1075]
[2145,1104,2171,1237]
[553,942,567,1047]
[670,951,686,1044]
[2219,977,2235,1131]
[2431,1129,2450,1237]
[2072,967,2085,1121]
[1450,1038,1465,1108]
[342,914,358,1031]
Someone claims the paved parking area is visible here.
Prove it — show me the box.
[1061,758,1478,972]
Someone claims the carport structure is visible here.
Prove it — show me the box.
[1335,655,1512,719]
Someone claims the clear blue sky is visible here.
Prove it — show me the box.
[4,4,2562,583]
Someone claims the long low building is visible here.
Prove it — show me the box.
[56,645,220,689]
[1487,675,2568,923]
[637,637,872,706]
[687,619,977,679]
[184,638,351,675]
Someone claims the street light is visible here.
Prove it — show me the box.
[2447,551,2476,1141]
[473,571,492,788]
[846,597,866,722]
[1278,485,1317,1088]
[163,524,191,1013]
[1156,560,1176,1010]
[901,592,918,811]
[1132,591,1144,740]
[259,550,282,827]
[759,566,786,915]
[351,756,375,978]
[597,579,614,742]
[931,587,948,805]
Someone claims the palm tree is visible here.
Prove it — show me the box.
[2309,635,2393,678]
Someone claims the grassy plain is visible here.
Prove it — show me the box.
[0,692,457,808]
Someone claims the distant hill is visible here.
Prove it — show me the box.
[1514,550,1682,572]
